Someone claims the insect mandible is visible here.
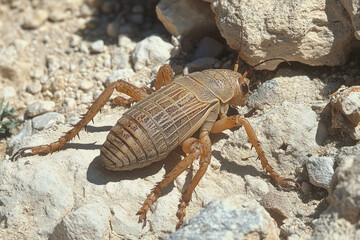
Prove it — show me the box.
[12,49,299,230]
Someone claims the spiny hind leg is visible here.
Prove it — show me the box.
[176,131,212,229]
[11,80,149,161]
[137,138,203,227]
[210,115,299,188]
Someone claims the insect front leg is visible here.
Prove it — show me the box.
[113,64,174,106]
[136,138,203,227]
[211,115,299,188]
[11,80,149,160]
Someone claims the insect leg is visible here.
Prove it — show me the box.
[176,131,211,229]
[11,80,149,161]
[136,138,202,227]
[113,64,172,105]
[155,64,174,90]
[211,115,299,188]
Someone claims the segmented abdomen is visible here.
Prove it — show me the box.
[100,83,213,171]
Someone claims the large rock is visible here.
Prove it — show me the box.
[211,0,353,70]
[311,154,360,239]
[222,101,318,175]
[156,0,217,38]
[340,0,360,40]
[167,194,280,240]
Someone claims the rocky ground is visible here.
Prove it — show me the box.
[0,0,360,240]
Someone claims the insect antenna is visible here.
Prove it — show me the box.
[238,58,291,84]
[233,18,244,73]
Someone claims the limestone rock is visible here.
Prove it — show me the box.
[26,100,56,117]
[105,69,135,86]
[306,156,334,191]
[260,191,293,223]
[340,0,360,40]
[156,0,217,38]
[211,0,353,70]
[247,80,283,110]
[132,35,174,71]
[22,9,49,29]
[51,203,111,240]
[311,154,360,239]
[32,112,65,130]
[167,195,280,240]
[222,102,318,175]
[328,154,360,224]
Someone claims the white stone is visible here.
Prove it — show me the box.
[167,195,280,240]
[62,97,77,110]
[32,112,65,130]
[340,0,360,40]
[79,80,94,92]
[26,82,42,94]
[70,35,81,47]
[306,156,334,191]
[211,0,352,70]
[244,175,269,197]
[90,40,107,53]
[0,159,74,238]
[105,69,134,86]
[51,203,111,240]
[156,0,217,38]
[26,100,56,117]
[132,35,174,71]
[222,102,318,176]
[22,9,49,29]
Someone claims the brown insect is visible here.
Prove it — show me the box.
[12,52,298,229]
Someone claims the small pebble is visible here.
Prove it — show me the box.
[79,81,94,92]
[306,156,334,191]
[26,82,42,94]
[46,55,61,73]
[80,43,89,54]
[26,100,55,117]
[62,98,77,110]
[70,35,81,48]
[106,69,134,86]
[79,4,95,18]
[90,40,107,53]
[22,9,49,29]
[32,112,65,130]
[31,69,43,79]
[94,72,108,84]
[49,10,66,22]
[260,191,293,222]
[244,175,269,197]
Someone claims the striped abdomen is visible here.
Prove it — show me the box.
[100,82,215,171]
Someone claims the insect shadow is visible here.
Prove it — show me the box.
[86,147,184,197]
[212,150,265,179]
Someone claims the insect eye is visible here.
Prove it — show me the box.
[241,83,249,94]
